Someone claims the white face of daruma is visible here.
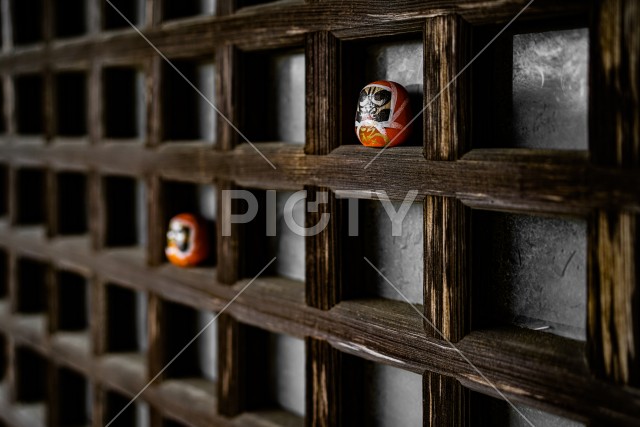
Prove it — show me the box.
[167,220,192,252]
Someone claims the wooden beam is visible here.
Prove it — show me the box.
[216,180,242,284]
[306,337,342,427]
[588,0,640,386]
[305,31,340,155]
[217,313,246,416]
[422,14,471,426]
[424,371,467,426]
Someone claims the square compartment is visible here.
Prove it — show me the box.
[103,67,146,140]
[341,356,423,427]
[471,391,585,426]
[343,197,423,304]
[15,74,44,135]
[104,176,146,247]
[16,168,45,226]
[105,283,147,354]
[473,27,588,150]
[56,172,88,235]
[54,271,88,332]
[239,50,304,144]
[15,346,47,403]
[162,0,215,21]
[161,300,216,381]
[54,0,86,39]
[239,190,305,281]
[342,37,424,146]
[54,367,91,426]
[55,71,88,137]
[104,0,145,30]
[472,211,587,340]
[16,258,47,315]
[162,180,215,264]
[11,0,44,46]
[242,327,305,419]
[162,60,215,142]
[104,391,150,426]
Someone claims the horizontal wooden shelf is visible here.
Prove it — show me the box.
[0,0,588,72]
[1,226,640,424]
[2,142,639,215]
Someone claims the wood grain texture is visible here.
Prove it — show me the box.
[45,169,57,238]
[216,180,242,284]
[0,1,589,74]
[147,56,163,148]
[424,371,468,426]
[306,337,342,427]
[147,292,165,384]
[216,45,241,150]
[3,143,640,215]
[91,278,107,356]
[424,196,469,342]
[146,175,165,266]
[423,14,469,160]
[589,211,640,384]
[305,31,340,155]
[305,186,342,310]
[88,171,105,251]
[588,0,640,386]
[217,313,245,417]
[590,0,640,168]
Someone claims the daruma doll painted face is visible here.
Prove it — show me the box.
[166,213,209,267]
[355,80,413,148]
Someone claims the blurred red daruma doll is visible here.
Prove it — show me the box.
[166,213,209,267]
[355,80,413,148]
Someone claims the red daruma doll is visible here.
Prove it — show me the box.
[166,213,209,267]
[355,80,413,148]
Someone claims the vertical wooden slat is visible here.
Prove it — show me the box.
[91,278,107,356]
[46,265,58,335]
[424,371,467,426]
[305,186,341,310]
[423,197,469,341]
[47,362,60,427]
[305,337,342,427]
[7,252,17,314]
[2,75,15,134]
[304,30,344,427]
[146,56,162,148]
[0,0,12,52]
[215,44,241,151]
[588,0,640,385]
[7,167,17,227]
[5,336,16,403]
[217,313,245,417]
[88,59,102,145]
[423,14,471,427]
[149,0,162,27]
[147,293,165,384]
[89,171,105,251]
[305,31,340,155]
[87,0,101,35]
[45,170,58,238]
[43,69,55,143]
[216,180,241,284]
[92,386,106,427]
[423,15,470,161]
[216,0,239,16]
[147,175,165,266]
